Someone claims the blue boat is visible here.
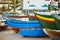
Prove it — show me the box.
[6,19,40,28]
[20,28,47,37]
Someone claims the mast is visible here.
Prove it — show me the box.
[13,0,16,13]
[8,0,10,11]
[2,0,5,11]
[56,0,59,14]
[50,0,52,12]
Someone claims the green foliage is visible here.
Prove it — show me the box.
[11,0,19,4]
[10,4,21,8]
[16,0,19,4]
[10,0,20,8]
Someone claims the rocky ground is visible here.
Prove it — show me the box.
[0,30,51,40]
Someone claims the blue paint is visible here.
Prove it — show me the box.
[6,19,40,28]
[5,13,19,16]
[19,29,47,37]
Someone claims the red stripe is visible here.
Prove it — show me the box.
[29,16,36,19]
[7,16,36,19]
[7,16,28,18]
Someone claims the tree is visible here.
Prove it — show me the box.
[9,0,21,14]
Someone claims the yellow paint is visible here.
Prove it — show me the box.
[36,15,54,21]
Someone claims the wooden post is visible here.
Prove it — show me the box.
[2,0,5,7]
[8,0,10,11]
[13,0,16,13]
[20,0,23,10]
[50,0,52,12]
[2,0,5,11]
[0,20,1,28]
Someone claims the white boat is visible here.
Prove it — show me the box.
[43,28,60,37]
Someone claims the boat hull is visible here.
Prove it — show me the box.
[10,28,20,33]
[6,19,40,28]
[5,13,36,19]
[7,16,36,19]
[20,29,47,37]
[35,13,58,29]
[43,28,60,37]
[52,14,60,30]
[1,25,7,30]
[0,19,7,30]
[7,16,36,21]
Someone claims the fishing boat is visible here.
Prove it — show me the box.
[28,13,36,20]
[0,14,7,30]
[5,14,36,20]
[43,28,60,37]
[6,15,40,33]
[35,12,58,29]
[5,12,40,33]
[6,18,40,28]
[20,28,47,37]
[0,19,7,30]
[52,14,60,30]
[5,13,36,20]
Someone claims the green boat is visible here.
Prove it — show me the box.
[52,14,60,30]
[35,12,58,29]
